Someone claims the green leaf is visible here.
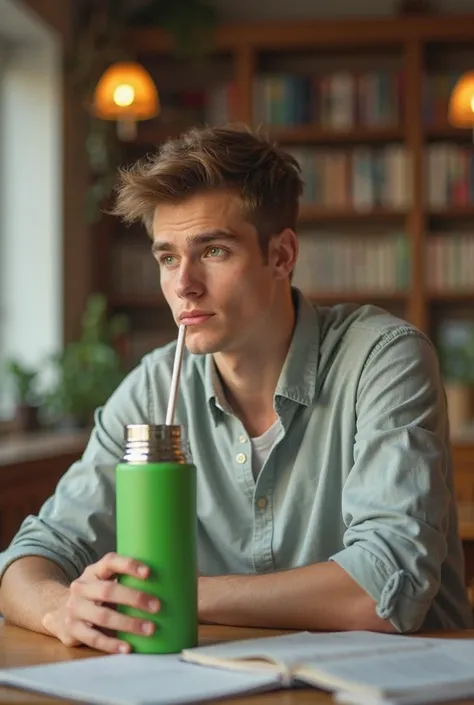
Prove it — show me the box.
[43,294,129,426]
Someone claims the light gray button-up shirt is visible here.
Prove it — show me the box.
[0,289,471,633]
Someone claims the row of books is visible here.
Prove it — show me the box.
[293,233,410,293]
[288,146,411,210]
[426,144,474,208]
[426,234,474,291]
[251,72,402,128]
[111,242,163,297]
[156,70,462,131]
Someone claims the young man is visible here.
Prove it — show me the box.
[0,126,471,653]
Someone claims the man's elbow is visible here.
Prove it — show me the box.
[350,593,398,633]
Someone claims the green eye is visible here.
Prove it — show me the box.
[160,255,176,266]
[207,246,224,257]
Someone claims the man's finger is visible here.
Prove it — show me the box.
[70,577,160,614]
[65,618,131,654]
[89,553,150,582]
[69,596,155,638]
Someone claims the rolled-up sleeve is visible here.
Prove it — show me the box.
[330,329,452,633]
[0,360,152,583]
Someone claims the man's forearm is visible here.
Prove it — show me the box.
[0,557,71,634]
[199,561,396,633]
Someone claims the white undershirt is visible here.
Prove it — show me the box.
[251,419,281,479]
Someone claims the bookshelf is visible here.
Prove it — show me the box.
[94,15,474,441]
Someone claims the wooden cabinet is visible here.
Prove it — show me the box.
[0,432,88,550]
[453,443,474,504]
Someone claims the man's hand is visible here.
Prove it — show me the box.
[41,553,160,653]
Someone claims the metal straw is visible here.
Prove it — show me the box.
[165,324,186,425]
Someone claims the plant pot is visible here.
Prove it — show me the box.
[14,404,40,433]
[444,382,474,438]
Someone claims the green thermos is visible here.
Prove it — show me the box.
[116,423,198,654]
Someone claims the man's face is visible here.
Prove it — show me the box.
[152,190,293,355]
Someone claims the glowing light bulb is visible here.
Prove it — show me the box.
[471,96,474,113]
[113,84,135,108]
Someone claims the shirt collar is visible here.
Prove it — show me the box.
[205,355,232,419]
[274,288,320,407]
[204,287,320,422]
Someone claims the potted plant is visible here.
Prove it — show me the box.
[4,359,41,433]
[44,294,128,429]
[437,321,474,438]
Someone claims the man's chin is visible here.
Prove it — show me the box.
[184,331,222,355]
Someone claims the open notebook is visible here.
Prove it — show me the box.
[1,630,473,705]
[182,632,474,705]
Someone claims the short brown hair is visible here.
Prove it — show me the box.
[112,124,303,254]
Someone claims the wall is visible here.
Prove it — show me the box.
[20,0,91,346]
[21,0,70,36]
[0,0,62,415]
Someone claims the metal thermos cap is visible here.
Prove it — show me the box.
[121,424,188,464]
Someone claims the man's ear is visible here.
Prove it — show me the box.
[269,228,298,280]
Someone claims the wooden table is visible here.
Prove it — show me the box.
[0,623,474,705]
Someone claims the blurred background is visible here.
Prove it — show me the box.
[1,0,474,571]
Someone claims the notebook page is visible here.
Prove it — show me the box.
[295,639,474,696]
[0,653,282,705]
[182,631,433,671]
[335,678,474,705]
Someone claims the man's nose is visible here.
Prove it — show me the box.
[175,260,205,299]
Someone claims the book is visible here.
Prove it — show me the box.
[182,632,474,705]
[332,640,474,705]
[180,630,431,675]
[0,653,280,705]
[1,630,474,705]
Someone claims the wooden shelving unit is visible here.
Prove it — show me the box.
[429,207,474,219]
[88,16,474,476]
[297,206,408,224]
[429,292,474,303]
[426,123,473,139]
[114,14,474,342]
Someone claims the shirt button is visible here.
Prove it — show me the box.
[257,497,267,509]
[239,435,248,444]
[236,452,247,464]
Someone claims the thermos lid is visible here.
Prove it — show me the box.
[122,424,188,464]
[124,424,183,444]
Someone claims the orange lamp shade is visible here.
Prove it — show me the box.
[92,62,160,121]
[448,71,474,128]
